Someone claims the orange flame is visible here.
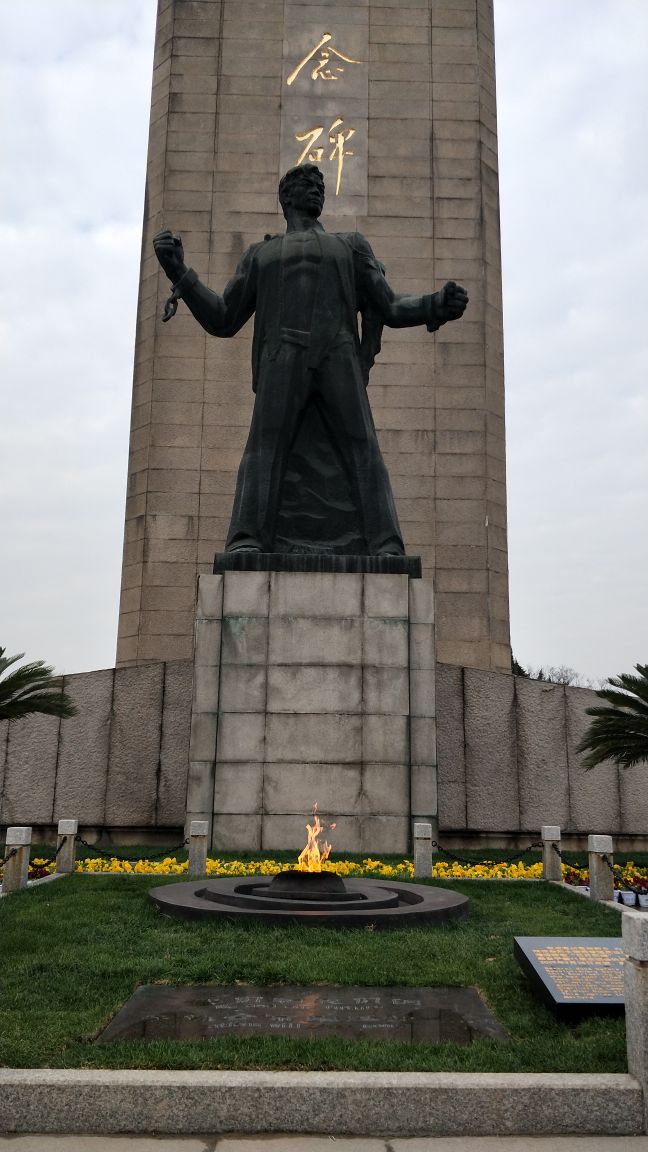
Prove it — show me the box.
[296,802,337,872]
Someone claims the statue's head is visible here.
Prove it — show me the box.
[278,164,325,219]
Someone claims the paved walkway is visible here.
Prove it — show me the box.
[1,1137,647,1150]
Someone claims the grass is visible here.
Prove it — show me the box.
[0,873,626,1073]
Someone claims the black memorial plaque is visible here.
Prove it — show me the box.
[514,936,624,1018]
[97,984,507,1045]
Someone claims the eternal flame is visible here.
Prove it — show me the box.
[153,164,468,556]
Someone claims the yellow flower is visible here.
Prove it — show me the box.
[68,852,637,882]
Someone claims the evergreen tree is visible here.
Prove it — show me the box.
[0,647,77,722]
[577,663,648,770]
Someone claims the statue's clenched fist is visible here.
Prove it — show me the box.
[153,229,187,283]
[437,281,469,324]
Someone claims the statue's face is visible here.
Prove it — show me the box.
[287,167,325,217]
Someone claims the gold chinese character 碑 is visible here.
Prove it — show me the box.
[294,117,355,196]
[287,33,360,86]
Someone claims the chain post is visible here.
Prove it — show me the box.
[588,833,615,903]
[188,820,209,877]
[56,819,78,874]
[541,825,562,882]
[413,822,433,878]
[1,826,32,894]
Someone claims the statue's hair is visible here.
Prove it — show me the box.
[278,164,325,213]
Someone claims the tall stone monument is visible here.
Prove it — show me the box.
[117,0,510,674]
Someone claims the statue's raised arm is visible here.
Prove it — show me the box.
[153,230,186,321]
[436,280,469,324]
[154,227,257,337]
[153,229,186,283]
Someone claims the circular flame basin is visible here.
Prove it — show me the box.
[149,870,469,928]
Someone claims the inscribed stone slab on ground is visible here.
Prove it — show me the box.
[98,984,508,1045]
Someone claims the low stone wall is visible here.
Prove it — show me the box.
[436,666,648,836]
[2,658,646,842]
[0,661,192,835]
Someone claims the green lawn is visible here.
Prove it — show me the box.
[0,874,626,1073]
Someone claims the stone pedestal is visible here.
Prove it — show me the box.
[588,834,615,903]
[55,819,78,874]
[541,825,562,883]
[187,569,436,856]
[1,826,31,894]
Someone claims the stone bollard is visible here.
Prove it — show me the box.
[188,820,209,876]
[622,909,648,1133]
[541,825,563,882]
[413,822,433,879]
[588,834,615,902]
[1,826,32,894]
[56,819,78,874]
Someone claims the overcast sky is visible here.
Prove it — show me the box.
[1,0,646,683]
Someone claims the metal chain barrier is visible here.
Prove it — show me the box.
[550,842,593,871]
[550,843,648,906]
[551,841,587,881]
[601,852,645,898]
[75,836,189,864]
[0,846,19,871]
[27,835,72,878]
[29,836,69,871]
[431,840,543,869]
[550,843,577,866]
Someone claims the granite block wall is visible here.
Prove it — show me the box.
[0,661,192,834]
[435,666,648,836]
[3,660,644,843]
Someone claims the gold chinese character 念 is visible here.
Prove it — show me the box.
[294,117,356,196]
[287,33,360,86]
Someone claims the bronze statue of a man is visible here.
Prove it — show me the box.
[153,164,468,555]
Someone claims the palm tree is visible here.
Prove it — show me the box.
[0,647,77,722]
[577,664,648,770]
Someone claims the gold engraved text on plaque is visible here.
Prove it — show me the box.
[533,945,624,1000]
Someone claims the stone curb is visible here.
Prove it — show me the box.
[0,1070,643,1136]
[0,873,66,899]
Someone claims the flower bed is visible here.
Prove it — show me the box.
[23,853,648,886]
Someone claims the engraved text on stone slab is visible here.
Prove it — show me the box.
[514,936,624,1016]
[98,984,508,1045]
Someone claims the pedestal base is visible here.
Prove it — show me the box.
[188,569,436,855]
